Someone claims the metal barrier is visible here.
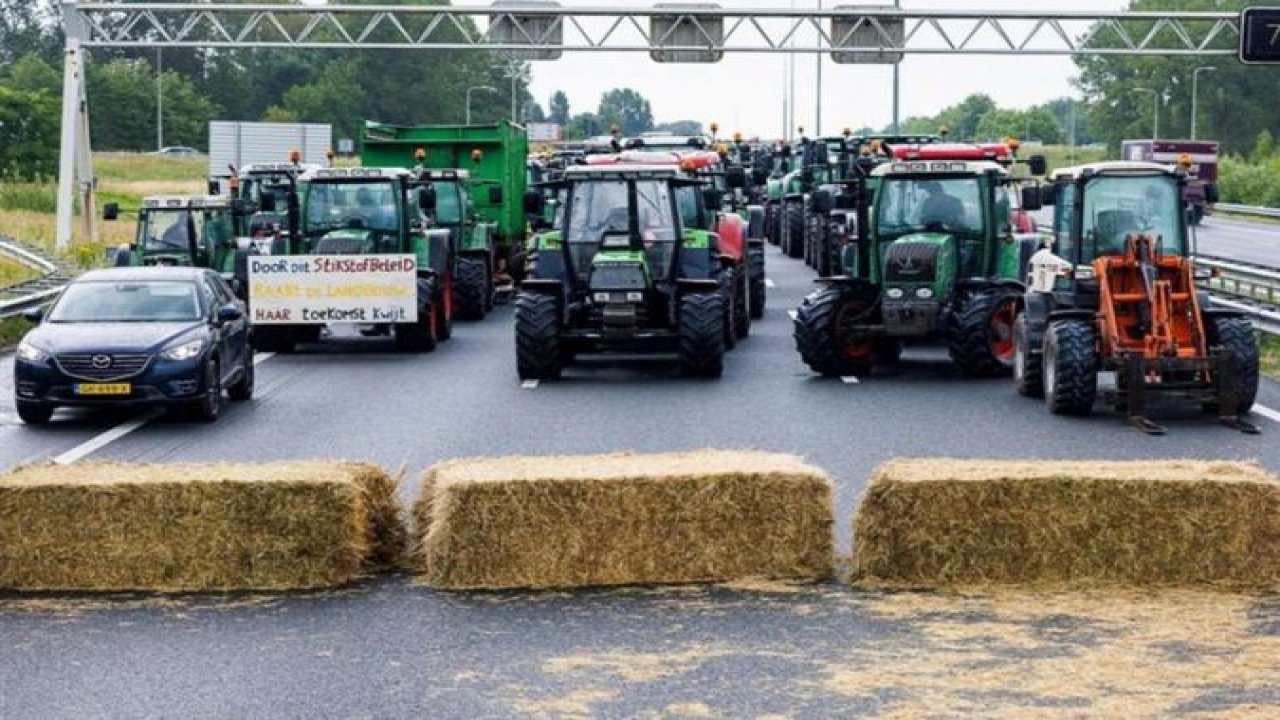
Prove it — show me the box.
[1213,203,1280,220]
[0,238,69,320]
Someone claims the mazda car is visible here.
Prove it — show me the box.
[13,267,254,424]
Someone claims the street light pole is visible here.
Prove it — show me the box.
[466,85,498,125]
[891,0,901,133]
[155,48,163,151]
[815,0,822,136]
[1191,66,1216,140]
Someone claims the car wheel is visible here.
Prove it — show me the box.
[189,360,221,423]
[227,352,254,402]
[16,401,54,425]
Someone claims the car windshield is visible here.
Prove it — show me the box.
[49,281,203,322]
[304,181,398,233]
[877,176,984,235]
[1081,175,1185,257]
[139,209,200,252]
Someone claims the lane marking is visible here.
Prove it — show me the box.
[765,278,776,289]
[521,379,540,389]
[1254,404,1280,425]
[840,376,860,385]
[787,310,798,321]
[51,351,276,465]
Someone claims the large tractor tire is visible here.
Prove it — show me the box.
[766,204,781,246]
[453,255,489,321]
[514,292,562,380]
[947,288,1021,376]
[748,246,766,319]
[1012,313,1043,397]
[1043,319,1097,415]
[396,277,440,352]
[434,273,454,341]
[718,271,737,351]
[793,284,879,377]
[678,293,726,378]
[784,202,805,259]
[1209,315,1259,414]
[802,198,816,268]
[254,326,295,354]
[734,267,750,340]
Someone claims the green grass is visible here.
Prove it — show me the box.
[1034,145,1109,174]
[1262,332,1280,381]
[1,257,39,288]
[94,152,207,182]
[0,316,34,349]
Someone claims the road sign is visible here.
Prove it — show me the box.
[1240,7,1280,63]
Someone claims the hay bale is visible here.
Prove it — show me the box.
[0,461,405,591]
[414,450,833,589]
[853,458,1280,589]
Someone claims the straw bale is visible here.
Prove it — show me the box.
[853,458,1280,589]
[0,460,404,591]
[413,450,833,589]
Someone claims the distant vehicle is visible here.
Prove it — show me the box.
[151,146,202,157]
[12,267,253,424]
[1120,139,1220,225]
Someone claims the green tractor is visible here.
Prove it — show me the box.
[411,167,502,321]
[104,195,245,289]
[250,166,455,354]
[515,164,730,379]
[793,157,1045,377]
[224,162,317,243]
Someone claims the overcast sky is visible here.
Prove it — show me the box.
[517,0,1129,136]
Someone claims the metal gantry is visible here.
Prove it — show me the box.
[56,2,1248,248]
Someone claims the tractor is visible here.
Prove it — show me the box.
[224,161,317,243]
[410,165,503,321]
[249,167,455,354]
[793,155,1046,377]
[515,163,730,379]
[1014,161,1260,434]
[103,195,250,295]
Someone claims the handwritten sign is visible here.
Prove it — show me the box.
[247,254,418,325]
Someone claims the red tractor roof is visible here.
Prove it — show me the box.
[893,142,1013,164]
[585,150,722,171]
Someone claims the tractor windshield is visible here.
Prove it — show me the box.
[1079,175,1185,259]
[877,176,984,236]
[304,181,399,234]
[565,178,677,280]
[139,209,198,253]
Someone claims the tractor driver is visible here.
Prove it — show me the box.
[918,181,965,229]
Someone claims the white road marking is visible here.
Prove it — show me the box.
[787,310,798,321]
[765,278,776,289]
[1253,404,1280,425]
[840,376,860,385]
[521,379,540,389]
[50,351,276,465]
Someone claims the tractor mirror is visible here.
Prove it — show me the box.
[488,186,503,205]
[812,189,835,214]
[418,186,437,212]
[725,166,747,189]
[702,188,722,211]
[259,193,277,213]
[103,203,120,221]
[1039,184,1058,207]
[751,167,768,185]
[1026,154,1048,176]
[1020,186,1043,212]
[523,189,545,215]
[207,179,222,196]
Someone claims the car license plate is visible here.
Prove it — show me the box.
[74,383,132,396]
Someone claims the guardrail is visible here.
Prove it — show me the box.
[1213,203,1280,220]
[0,237,70,320]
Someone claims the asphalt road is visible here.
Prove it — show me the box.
[3,242,1280,718]
[1029,208,1280,268]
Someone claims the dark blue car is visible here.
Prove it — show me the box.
[13,267,253,424]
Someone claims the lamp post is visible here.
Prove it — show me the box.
[466,85,498,125]
[155,49,163,151]
[891,0,901,133]
[1191,66,1216,140]
[1133,87,1159,140]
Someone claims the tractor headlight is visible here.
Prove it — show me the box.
[16,340,50,364]
[886,288,905,299]
[625,291,644,302]
[160,339,205,362]
[592,292,610,303]
[915,288,934,300]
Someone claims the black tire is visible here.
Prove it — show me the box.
[16,401,53,425]
[227,352,254,402]
[802,198,816,267]
[253,327,295,354]
[187,360,221,423]
[435,281,453,341]
[1043,319,1097,416]
[734,267,750,340]
[394,305,437,352]
[1209,316,1259,414]
[1013,313,1043,398]
[718,271,737,350]
[874,339,903,365]
[793,284,878,377]
[766,204,781,246]
[113,245,132,267]
[454,256,489,321]
[678,293,725,378]
[748,247,766,319]
[784,202,805,259]
[515,292,562,380]
[947,288,1021,376]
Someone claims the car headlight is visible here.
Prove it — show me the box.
[16,340,49,363]
[160,339,205,361]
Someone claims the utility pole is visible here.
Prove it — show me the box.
[155,48,163,151]
[1191,66,1216,140]
[891,0,901,133]
[815,0,822,136]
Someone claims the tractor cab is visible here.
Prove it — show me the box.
[115,195,236,270]
[232,162,316,241]
[297,167,412,255]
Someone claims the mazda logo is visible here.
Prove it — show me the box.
[91,354,113,369]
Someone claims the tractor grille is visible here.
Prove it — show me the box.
[55,353,152,382]
[883,242,939,284]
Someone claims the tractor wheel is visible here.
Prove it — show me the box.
[793,285,878,377]
[1013,313,1043,398]
[717,271,737,351]
[734,267,750,340]
[784,202,805,259]
[802,199,816,267]
[254,327,295,354]
[766,204,781,246]
[1208,316,1259,414]
[434,273,454,341]
[454,256,489,321]
[947,288,1021,376]
[514,292,562,380]
[678,293,725,377]
[394,305,437,353]
[748,247,766,319]
[1043,319,1097,416]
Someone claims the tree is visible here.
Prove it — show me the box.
[549,90,570,126]
[974,107,1063,144]
[524,100,547,123]
[0,0,59,68]
[563,112,600,140]
[597,88,653,136]
[6,53,59,94]
[87,58,220,151]
[653,120,703,135]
